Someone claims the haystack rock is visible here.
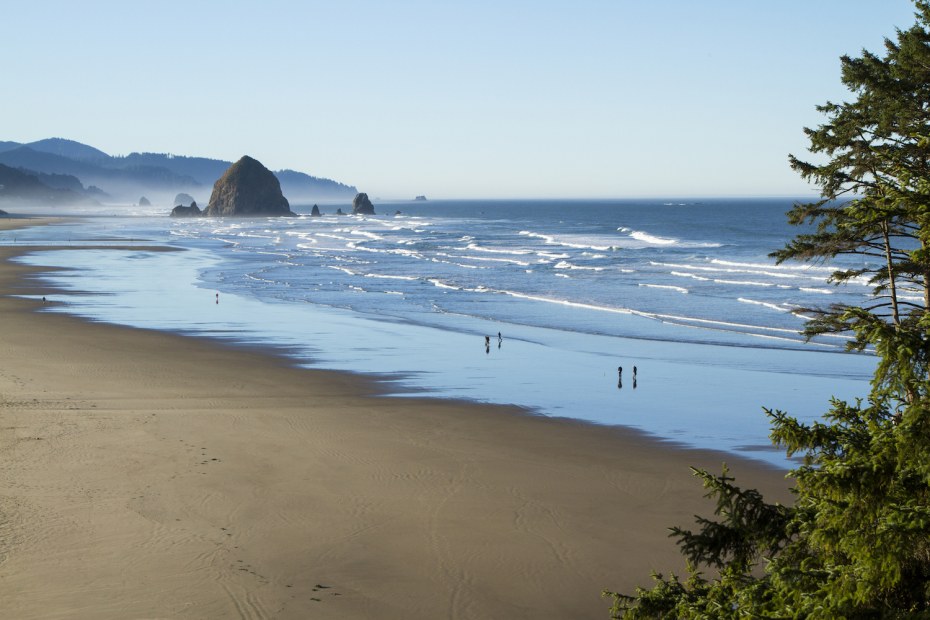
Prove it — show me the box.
[204,156,294,217]
[352,192,375,215]
[310,204,321,217]
[139,196,151,206]
[174,192,195,206]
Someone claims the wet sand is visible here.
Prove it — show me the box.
[0,217,791,619]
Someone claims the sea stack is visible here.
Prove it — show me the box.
[310,204,321,217]
[352,192,376,215]
[170,202,202,217]
[173,192,196,206]
[204,156,293,217]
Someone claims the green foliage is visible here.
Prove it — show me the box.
[605,3,930,617]
[773,1,930,339]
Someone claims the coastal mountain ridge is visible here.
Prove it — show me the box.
[0,163,94,206]
[0,138,358,205]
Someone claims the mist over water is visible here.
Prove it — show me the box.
[10,198,876,466]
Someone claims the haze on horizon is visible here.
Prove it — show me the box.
[2,1,918,200]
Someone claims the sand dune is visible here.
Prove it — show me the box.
[0,218,790,619]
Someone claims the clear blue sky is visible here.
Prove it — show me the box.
[2,1,919,199]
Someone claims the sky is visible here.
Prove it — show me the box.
[1,1,921,199]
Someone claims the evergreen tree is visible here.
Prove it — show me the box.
[605,3,930,617]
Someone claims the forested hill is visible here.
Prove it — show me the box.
[0,163,94,206]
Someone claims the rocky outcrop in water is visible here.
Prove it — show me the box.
[352,192,375,215]
[139,196,151,206]
[310,204,321,217]
[204,156,293,217]
[170,203,202,217]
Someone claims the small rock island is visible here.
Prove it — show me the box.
[203,156,294,217]
[352,192,376,215]
[170,201,201,217]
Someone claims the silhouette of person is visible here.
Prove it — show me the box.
[633,365,637,378]
[485,335,490,347]
[216,292,219,305]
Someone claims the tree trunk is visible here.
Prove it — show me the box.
[882,220,900,327]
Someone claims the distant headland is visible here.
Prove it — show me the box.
[0,137,358,207]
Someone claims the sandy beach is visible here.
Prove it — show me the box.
[0,218,792,619]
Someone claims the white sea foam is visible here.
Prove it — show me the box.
[651,261,821,281]
[349,230,383,241]
[364,274,419,281]
[428,279,460,290]
[316,233,354,242]
[629,230,677,245]
[711,258,834,273]
[435,251,526,266]
[639,284,689,294]
[714,278,775,287]
[431,257,481,270]
[497,290,636,315]
[672,271,711,281]
[554,261,605,271]
[645,311,803,336]
[464,243,533,256]
[519,230,613,251]
[450,254,532,267]
[800,287,834,294]
[738,298,790,312]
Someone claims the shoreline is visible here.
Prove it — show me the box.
[0,218,792,619]
[7,210,874,467]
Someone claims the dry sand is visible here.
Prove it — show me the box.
[0,217,792,619]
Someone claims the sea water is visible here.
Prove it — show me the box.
[7,199,877,466]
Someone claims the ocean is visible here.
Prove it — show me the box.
[8,198,876,467]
